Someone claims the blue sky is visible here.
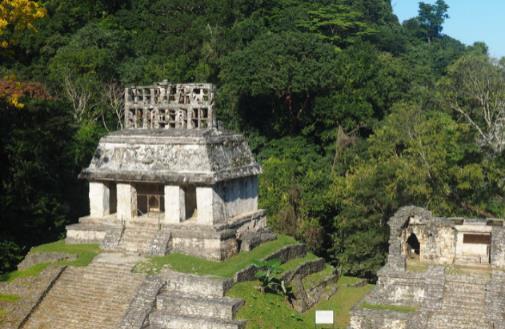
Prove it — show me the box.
[392,0,505,58]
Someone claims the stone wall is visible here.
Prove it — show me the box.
[349,309,411,329]
[491,226,505,268]
[386,207,433,271]
[403,224,455,264]
[80,129,261,185]
[369,270,428,306]
[216,176,258,219]
[485,271,505,329]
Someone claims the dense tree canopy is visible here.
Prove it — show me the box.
[1,0,504,279]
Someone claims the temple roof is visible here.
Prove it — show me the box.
[79,128,261,185]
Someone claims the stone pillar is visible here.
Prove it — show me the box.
[164,185,185,223]
[89,182,110,217]
[249,176,259,212]
[196,186,224,225]
[117,183,137,220]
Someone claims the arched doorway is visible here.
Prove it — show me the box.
[406,233,420,258]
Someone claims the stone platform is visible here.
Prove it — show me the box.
[66,210,268,260]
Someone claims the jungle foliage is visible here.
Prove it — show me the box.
[1,0,504,279]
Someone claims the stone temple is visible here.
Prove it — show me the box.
[67,82,268,259]
[0,82,338,329]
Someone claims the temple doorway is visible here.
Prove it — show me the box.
[406,233,420,258]
[184,186,197,219]
[136,183,165,216]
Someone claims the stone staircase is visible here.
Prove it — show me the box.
[21,253,145,329]
[428,274,490,329]
[115,223,165,255]
[147,269,246,329]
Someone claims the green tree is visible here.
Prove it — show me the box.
[219,31,339,135]
[417,0,449,43]
[332,102,491,279]
[440,53,505,154]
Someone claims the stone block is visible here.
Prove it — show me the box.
[156,292,243,321]
[89,182,110,217]
[196,186,225,225]
[164,185,185,223]
[161,269,233,298]
[117,183,137,220]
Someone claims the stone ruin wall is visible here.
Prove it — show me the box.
[402,223,455,265]
[349,206,505,329]
[388,207,505,269]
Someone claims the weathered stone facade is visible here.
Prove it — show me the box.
[349,206,505,329]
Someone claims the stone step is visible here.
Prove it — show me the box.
[149,312,246,329]
[429,314,490,329]
[116,225,162,254]
[161,269,233,298]
[21,258,145,329]
[156,292,244,320]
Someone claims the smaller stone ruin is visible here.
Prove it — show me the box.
[349,206,505,329]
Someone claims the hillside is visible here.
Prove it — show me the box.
[1,0,504,282]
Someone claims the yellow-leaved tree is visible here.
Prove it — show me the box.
[0,0,46,108]
[0,0,46,48]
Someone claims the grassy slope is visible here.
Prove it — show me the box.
[0,240,100,282]
[227,276,374,329]
[134,235,298,277]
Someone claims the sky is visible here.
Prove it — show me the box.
[392,0,505,58]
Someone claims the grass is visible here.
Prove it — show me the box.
[227,276,374,329]
[0,263,50,282]
[302,265,335,289]
[0,294,20,302]
[278,254,318,273]
[362,302,416,313]
[31,240,101,267]
[0,308,6,323]
[406,259,429,273]
[0,240,100,282]
[134,235,297,277]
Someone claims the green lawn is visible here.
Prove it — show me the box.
[361,302,416,313]
[0,294,20,302]
[134,235,298,277]
[0,240,100,282]
[227,276,374,329]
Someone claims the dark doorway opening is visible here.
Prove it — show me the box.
[108,183,117,214]
[184,186,197,219]
[406,233,420,257]
[136,183,164,216]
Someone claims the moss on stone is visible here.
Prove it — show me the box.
[0,262,50,282]
[0,294,20,302]
[0,240,100,282]
[134,235,297,277]
[302,264,335,289]
[361,302,416,313]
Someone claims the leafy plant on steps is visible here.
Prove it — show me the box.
[254,260,294,302]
